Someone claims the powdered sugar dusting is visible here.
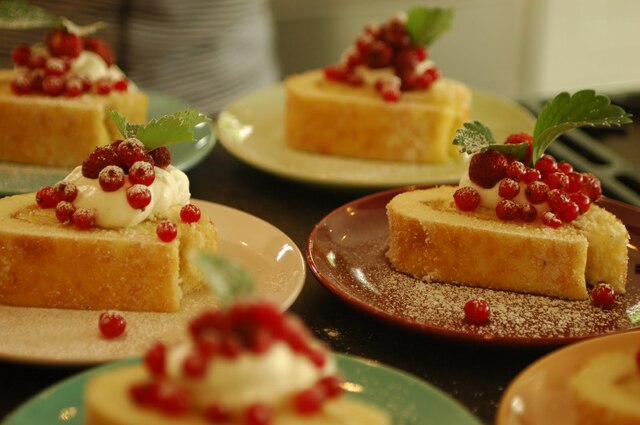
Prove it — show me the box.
[312,211,639,344]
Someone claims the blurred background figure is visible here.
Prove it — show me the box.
[0,0,280,115]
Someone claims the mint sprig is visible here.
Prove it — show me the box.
[531,89,632,163]
[453,121,529,159]
[406,6,454,46]
[110,109,210,151]
[192,252,254,307]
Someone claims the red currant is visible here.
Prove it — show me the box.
[117,138,147,168]
[581,173,602,201]
[182,352,208,378]
[10,75,32,95]
[156,219,178,242]
[547,189,570,210]
[128,161,155,186]
[98,165,126,191]
[498,178,520,199]
[11,44,31,66]
[99,311,126,338]
[453,187,480,211]
[504,133,533,164]
[464,298,490,325]
[544,172,570,190]
[42,75,65,96]
[204,402,232,422]
[44,57,67,76]
[35,185,58,208]
[82,145,119,178]
[179,204,201,223]
[591,283,615,308]
[55,201,76,223]
[541,211,563,228]
[468,150,508,188]
[318,375,343,399]
[570,192,591,214]
[149,147,172,169]
[126,184,152,209]
[144,342,167,376]
[294,387,324,415]
[129,381,161,406]
[496,199,520,221]
[505,161,527,181]
[245,403,272,425]
[557,160,574,173]
[113,79,128,91]
[519,204,537,222]
[566,171,585,193]
[556,201,580,223]
[534,154,558,177]
[157,385,189,416]
[95,78,112,95]
[525,181,549,204]
[64,77,84,97]
[73,207,96,230]
[522,168,542,184]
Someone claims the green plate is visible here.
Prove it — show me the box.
[0,90,215,195]
[2,354,482,425]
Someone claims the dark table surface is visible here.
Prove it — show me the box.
[0,144,575,424]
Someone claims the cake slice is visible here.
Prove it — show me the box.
[284,7,471,164]
[386,186,628,300]
[286,70,470,163]
[0,194,216,312]
[569,347,640,425]
[386,90,631,303]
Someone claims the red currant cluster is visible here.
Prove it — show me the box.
[129,301,344,423]
[10,29,126,97]
[454,133,602,228]
[323,15,440,102]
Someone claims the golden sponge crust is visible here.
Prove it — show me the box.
[386,186,628,300]
[285,69,471,163]
[0,194,217,312]
[0,69,148,167]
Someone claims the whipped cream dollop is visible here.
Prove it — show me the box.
[64,165,190,229]
[165,341,336,411]
[459,173,550,211]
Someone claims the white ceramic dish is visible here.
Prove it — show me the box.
[217,83,535,189]
[0,199,305,366]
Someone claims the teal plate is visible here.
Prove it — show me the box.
[0,90,215,195]
[2,354,482,425]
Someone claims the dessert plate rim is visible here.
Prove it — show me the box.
[307,185,640,346]
[1,353,483,425]
[495,331,640,425]
[216,82,536,190]
[0,199,305,366]
[0,90,216,195]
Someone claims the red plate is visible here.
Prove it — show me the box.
[307,186,640,346]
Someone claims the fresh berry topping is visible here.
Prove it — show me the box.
[293,388,324,415]
[534,154,558,177]
[495,199,520,221]
[72,207,96,229]
[84,37,114,66]
[504,133,533,164]
[82,145,120,178]
[55,201,76,223]
[117,138,147,168]
[543,172,570,191]
[546,189,570,211]
[149,146,172,168]
[570,192,591,214]
[557,160,574,174]
[10,75,32,95]
[498,178,520,199]
[64,77,84,97]
[35,186,58,208]
[113,78,128,91]
[463,298,490,325]
[556,201,580,223]
[46,29,84,58]
[129,382,161,406]
[128,161,155,186]
[157,386,189,416]
[27,54,46,70]
[95,78,112,95]
[42,75,65,96]
[567,171,585,193]
[98,165,126,191]
[156,219,178,242]
[541,211,562,228]
[204,403,232,422]
[581,172,602,201]
[453,187,480,211]
[505,161,527,181]
[318,376,343,399]
[522,168,542,184]
[180,204,201,223]
[519,204,538,222]
[363,40,393,68]
[98,311,126,338]
[11,44,31,66]
[182,352,208,378]
[126,184,152,209]
[44,57,67,76]
[245,403,272,425]
[144,342,167,376]
[468,150,508,189]
[525,181,549,204]
[591,283,615,308]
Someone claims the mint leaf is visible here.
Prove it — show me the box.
[192,251,254,307]
[406,7,454,46]
[60,17,106,36]
[532,90,632,163]
[453,121,495,154]
[0,0,56,29]
[109,109,210,151]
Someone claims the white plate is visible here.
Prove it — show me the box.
[217,83,535,189]
[0,91,216,195]
[0,199,305,366]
